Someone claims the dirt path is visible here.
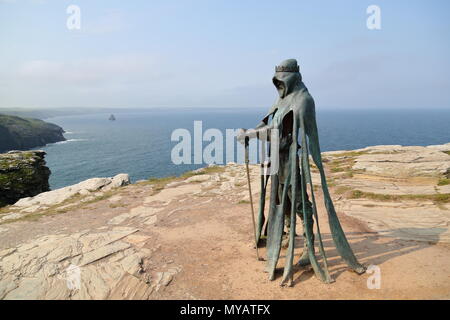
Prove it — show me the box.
[0,164,449,299]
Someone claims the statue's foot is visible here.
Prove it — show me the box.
[353,264,366,275]
[297,251,311,267]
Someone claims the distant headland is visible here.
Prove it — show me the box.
[0,114,66,153]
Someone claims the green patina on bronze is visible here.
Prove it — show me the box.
[239,59,365,286]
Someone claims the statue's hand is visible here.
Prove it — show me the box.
[236,128,247,145]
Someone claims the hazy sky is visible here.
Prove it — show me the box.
[1,0,449,109]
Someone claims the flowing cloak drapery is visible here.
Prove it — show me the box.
[255,89,365,286]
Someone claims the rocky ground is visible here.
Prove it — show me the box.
[322,144,450,244]
[0,143,449,300]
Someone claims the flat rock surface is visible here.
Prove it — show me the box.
[0,144,449,299]
[321,143,450,244]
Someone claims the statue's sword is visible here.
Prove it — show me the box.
[244,137,263,261]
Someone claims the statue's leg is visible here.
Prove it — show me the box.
[283,184,305,249]
[296,176,314,267]
[281,183,291,248]
[283,187,290,229]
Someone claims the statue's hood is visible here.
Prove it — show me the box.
[272,59,302,99]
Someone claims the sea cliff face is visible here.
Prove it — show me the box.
[0,151,51,206]
[0,114,65,153]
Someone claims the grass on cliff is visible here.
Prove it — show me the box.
[0,151,36,168]
[330,184,450,204]
[348,189,450,204]
[146,166,225,185]
[328,151,367,158]
[438,178,450,186]
[143,165,226,193]
[0,114,57,131]
[324,155,366,180]
[181,165,225,178]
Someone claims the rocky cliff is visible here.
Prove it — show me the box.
[0,114,65,153]
[0,151,51,206]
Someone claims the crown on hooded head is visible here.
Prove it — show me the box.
[275,59,300,73]
[275,64,299,73]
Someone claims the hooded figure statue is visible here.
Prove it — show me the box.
[238,59,365,286]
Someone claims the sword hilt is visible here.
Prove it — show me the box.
[244,136,250,164]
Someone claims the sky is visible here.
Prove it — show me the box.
[1,0,449,110]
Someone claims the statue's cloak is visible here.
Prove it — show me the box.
[255,83,365,285]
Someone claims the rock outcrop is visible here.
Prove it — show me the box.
[0,151,50,206]
[1,173,130,222]
[14,173,130,210]
[0,227,171,299]
[0,114,65,153]
[320,143,450,243]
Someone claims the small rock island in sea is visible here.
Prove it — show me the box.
[0,142,449,299]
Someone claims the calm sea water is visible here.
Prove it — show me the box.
[41,109,450,189]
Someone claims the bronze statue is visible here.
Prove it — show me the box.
[238,59,365,286]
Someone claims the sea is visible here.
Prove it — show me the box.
[40,108,450,190]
